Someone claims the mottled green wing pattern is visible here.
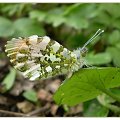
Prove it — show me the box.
[5,35,81,81]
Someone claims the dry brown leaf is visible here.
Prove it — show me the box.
[37,89,52,102]
[51,104,59,115]
[17,101,35,113]
[46,79,61,93]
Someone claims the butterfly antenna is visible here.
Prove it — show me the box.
[81,29,104,50]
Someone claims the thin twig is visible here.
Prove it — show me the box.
[0,109,25,117]
[0,104,51,117]
[25,103,51,117]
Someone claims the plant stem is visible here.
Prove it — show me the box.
[62,3,81,16]
[102,89,120,103]
[97,95,120,114]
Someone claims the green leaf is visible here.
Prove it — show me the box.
[108,30,120,45]
[29,10,47,22]
[45,8,65,27]
[23,89,38,102]
[83,99,109,117]
[63,4,97,29]
[0,4,25,17]
[0,17,15,37]
[113,19,120,29]
[63,4,89,29]
[95,11,111,26]
[65,34,87,49]
[13,18,45,37]
[65,17,89,29]
[111,88,120,97]
[2,68,16,91]
[86,52,112,65]
[54,67,120,106]
[106,47,120,67]
[52,16,65,27]
[99,4,120,19]
[64,4,97,19]
[115,42,120,49]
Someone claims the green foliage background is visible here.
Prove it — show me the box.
[0,3,120,117]
[0,3,120,67]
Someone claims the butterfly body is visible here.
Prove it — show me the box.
[5,35,84,81]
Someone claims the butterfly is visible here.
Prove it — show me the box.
[5,29,104,81]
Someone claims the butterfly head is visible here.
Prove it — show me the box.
[73,29,104,63]
[80,47,88,57]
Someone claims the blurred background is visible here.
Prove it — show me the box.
[0,3,120,117]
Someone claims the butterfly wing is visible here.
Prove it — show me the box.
[5,35,78,81]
